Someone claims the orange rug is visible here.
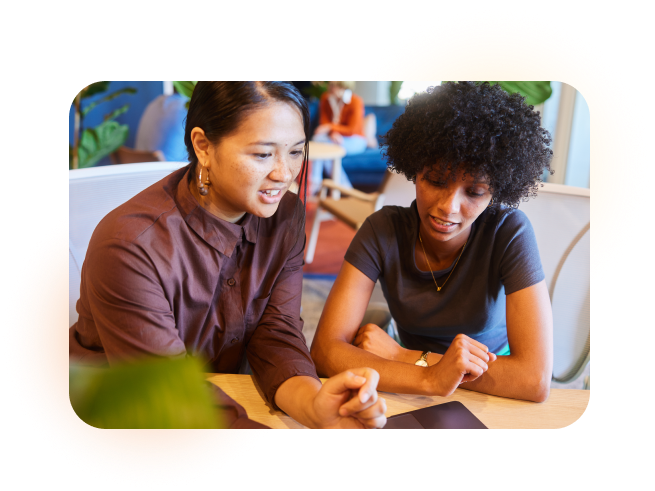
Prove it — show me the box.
[302,199,356,278]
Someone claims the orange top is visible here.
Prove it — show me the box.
[318,92,365,137]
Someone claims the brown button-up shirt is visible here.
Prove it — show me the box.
[70,165,319,408]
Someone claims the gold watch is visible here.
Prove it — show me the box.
[415,351,431,367]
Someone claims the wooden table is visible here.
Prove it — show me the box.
[206,374,590,429]
[307,141,347,199]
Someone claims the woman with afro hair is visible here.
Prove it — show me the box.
[311,82,554,403]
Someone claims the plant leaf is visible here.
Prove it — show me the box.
[81,81,110,99]
[302,81,328,100]
[173,81,197,99]
[103,103,129,122]
[78,120,129,168]
[70,357,224,429]
[488,81,552,106]
[389,81,403,105]
[81,87,137,117]
[441,81,553,106]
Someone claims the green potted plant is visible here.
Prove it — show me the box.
[302,81,329,100]
[389,81,403,105]
[484,81,552,106]
[172,81,196,108]
[70,82,136,169]
[443,81,552,106]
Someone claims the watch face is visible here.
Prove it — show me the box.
[415,360,428,367]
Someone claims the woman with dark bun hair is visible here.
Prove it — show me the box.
[70,81,387,428]
[311,82,554,403]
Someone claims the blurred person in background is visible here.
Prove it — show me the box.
[310,81,367,194]
[69,81,386,429]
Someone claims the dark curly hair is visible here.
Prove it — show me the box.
[380,82,553,207]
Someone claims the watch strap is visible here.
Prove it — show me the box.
[415,351,431,366]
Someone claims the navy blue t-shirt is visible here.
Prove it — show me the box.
[344,201,544,354]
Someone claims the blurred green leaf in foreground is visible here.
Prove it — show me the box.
[70,357,224,429]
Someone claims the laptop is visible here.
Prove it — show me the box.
[382,401,487,429]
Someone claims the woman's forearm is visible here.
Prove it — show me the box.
[392,341,550,402]
[313,337,549,402]
[457,355,551,402]
[394,348,444,367]
[274,376,324,428]
[312,340,442,396]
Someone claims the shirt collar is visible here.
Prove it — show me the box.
[170,166,259,257]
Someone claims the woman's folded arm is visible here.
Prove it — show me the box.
[310,261,492,397]
[312,262,552,402]
[456,279,553,402]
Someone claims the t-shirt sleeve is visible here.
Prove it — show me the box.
[344,210,391,283]
[496,209,545,295]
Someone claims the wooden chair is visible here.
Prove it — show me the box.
[110,146,166,165]
[305,170,415,264]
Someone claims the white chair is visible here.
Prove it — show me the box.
[69,162,188,327]
[518,183,590,386]
[305,170,416,263]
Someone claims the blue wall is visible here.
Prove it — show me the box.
[69,81,164,165]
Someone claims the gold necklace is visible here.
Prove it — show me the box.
[418,233,468,292]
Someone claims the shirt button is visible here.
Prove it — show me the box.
[227,278,236,286]
[231,337,239,344]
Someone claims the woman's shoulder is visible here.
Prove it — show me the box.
[256,191,306,258]
[259,191,305,237]
[361,203,416,240]
[270,190,304,223]
[481,205,532,232]
[475,205,538,255]
[90,173,181,248]
[350,93,364,105]
[371,205,414,220]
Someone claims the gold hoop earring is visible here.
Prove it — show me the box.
[198,163,210,196]
[488,197,495,207]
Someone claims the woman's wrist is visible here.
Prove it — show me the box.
[395,347,418,364]
[427,352,443,366]
[408,353,447,396]
[422,364,447,396]
[276,376,324,428]
[400,349,443,366]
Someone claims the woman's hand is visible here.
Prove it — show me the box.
[354,323,406,362]
[428,334,497,396]
[329,131,344,144]
[312,368,387,429]
[314,124,331,135]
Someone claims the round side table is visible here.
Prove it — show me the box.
[307,141,347,199]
